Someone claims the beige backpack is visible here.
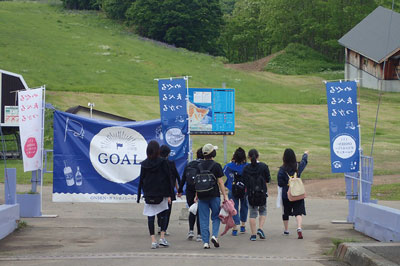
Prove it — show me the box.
[287,172,306,201]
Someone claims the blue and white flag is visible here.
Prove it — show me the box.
[52,111,187,203]
[158,78,189,161]
[326,81,359,173]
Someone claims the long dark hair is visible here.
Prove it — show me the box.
[248,149,259,166]
[196,147,204,159]
[146,140,160,160]
[282,148,297,172]
[232,147,246,164]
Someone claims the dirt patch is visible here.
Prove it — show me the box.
[224,51,284,72]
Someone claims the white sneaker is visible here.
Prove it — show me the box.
[151,242,159,249]
[187,230,194,240]
[196,235,202,242]
[159,238,169,247]
[203,243,210,249]
[211,236,220,248]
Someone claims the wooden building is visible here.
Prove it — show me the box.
[338,6,400,92]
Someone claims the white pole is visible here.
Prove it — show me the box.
[185,76,192,162]
[356,80,362,203]
[40,85,46,213]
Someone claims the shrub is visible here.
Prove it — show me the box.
[102,0,134,20]
[265,43,343,75]
[62,0,99,10]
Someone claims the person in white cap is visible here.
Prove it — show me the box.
[196,143,227,249]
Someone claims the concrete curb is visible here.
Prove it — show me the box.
[335,243,399,266]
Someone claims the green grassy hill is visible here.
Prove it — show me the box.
[0,1,328,104]
[0,1,399,184]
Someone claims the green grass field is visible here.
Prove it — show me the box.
[372,183,400,201]
[0,2,399,188]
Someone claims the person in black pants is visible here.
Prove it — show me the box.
[137,140,174,249]
[277,148,308,239]
[156,145,180,235]
[178,148,203,241]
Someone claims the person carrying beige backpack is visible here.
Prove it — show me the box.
[277,149,309,239]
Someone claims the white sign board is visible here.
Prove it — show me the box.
[4,106,19,125]
[18,88,43,172]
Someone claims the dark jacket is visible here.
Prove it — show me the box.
[277,153,308,200]
[167,159,180,200]
[137,157,174,203]
[242,162,271,193]
[178,159,202,193]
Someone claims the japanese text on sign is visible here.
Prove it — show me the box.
[326,81,359,173]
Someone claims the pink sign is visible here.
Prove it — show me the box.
[19,88,43,172]
[24,137,38,158]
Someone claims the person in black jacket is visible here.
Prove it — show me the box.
[242,149,270,241]
[277,148,308,239]
[137,140,174,249]
[178,147,204,241]
[156,145,180,235]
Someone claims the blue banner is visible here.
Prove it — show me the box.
[158,78,189,160]
[326,81,359,173]
[52,111,187,203]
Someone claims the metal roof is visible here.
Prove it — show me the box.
[338,6,400,63]
[65,105,135,122]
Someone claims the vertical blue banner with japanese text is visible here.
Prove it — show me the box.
[326,81,359,173]
[158,78,189,160]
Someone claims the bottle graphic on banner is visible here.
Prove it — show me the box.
[64,161,75,186]
[75,166,83,186]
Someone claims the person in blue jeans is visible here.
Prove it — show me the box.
[223,147,248,236]
[197,143,227,249]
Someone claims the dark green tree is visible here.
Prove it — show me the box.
[62,0,99,10]
[101,0,135,20]
[126,0,223,55]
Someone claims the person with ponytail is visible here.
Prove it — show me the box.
[277,148,308,239]
[242,149,270,241]
[223,147,249,236]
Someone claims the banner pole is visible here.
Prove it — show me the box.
[185,76,192,161]
[222,83,227,164]
[40,85,46,213]
[356,80,362,203]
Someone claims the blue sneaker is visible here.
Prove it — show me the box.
[240,226,246,233]
[257,229,266,239]
[232,230,238,236]
[250,235,256,241]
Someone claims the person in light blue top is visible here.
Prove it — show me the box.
[223,147,249,236]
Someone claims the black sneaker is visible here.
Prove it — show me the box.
[257,229,266,239]
[211,236,220,248]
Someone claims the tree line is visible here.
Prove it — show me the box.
[62,0,399,64]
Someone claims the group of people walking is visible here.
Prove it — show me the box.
[137,141,309,249]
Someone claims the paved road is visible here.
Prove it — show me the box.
[1,185,399,266]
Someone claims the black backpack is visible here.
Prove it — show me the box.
[194,162,216,196]
[246,169,266,207]
[231,171,246,199]
[185,160,201,188]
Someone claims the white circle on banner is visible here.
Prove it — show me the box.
[89,127,147,184]
[165,127,185,147]
[332,134,356,159]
